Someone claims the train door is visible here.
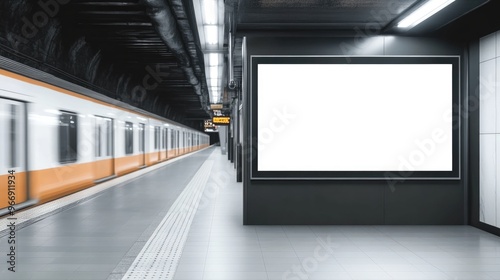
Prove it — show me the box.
[181,131,185,154]
[0,98,28,211]
[166,128,170,159]
[139,123,145,166]
[94,116,114,181]
[170,129,176,158]
[176,130,180,157]
[154,126,160,161]
[162,128,167,160]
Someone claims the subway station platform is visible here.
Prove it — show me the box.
[1,146,500,280]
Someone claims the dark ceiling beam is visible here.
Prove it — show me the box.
[86,38,164,42]
[75,11,146,15]
[112,54,176,58]
[71,26,154,32]
[72,2,142,7]
[100,43,166,46]
[76,22,153,26]
[108,57,176,62]
[118,46,172,49]
[156,79,192,83]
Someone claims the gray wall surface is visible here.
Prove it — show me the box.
[243,36,468,225]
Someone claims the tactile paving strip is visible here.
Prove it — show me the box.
[123,159,214,280]
[0,148,209,237]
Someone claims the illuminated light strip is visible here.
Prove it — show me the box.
[204,25,218,45]
[398,0,455,29]
[202,0,218,24]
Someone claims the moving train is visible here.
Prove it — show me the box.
[0,58,209,214]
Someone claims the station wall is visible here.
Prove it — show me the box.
[478,30,500,230]
[242,36,468,225]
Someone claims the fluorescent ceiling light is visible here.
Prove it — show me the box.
[397,0,455,29]
[209,78,219,87]
[210,66,218,79]
[204,25,218,45]
[202,0,218,25]
[209,53,219,66]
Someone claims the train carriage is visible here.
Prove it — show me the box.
[0,65,209,214]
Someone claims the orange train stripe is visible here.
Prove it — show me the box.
[30,162,95,204]
[0,172,28,209]
[115,154,143,176]
[95,158,114,180]
[146,152,159,166]
[1,146,209,208]
[160,150,168,161]
[168,150,176,158]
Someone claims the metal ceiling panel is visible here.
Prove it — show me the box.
[237,0,420,29]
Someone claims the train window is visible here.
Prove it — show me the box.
[125,122,134,155]
[154,126,160,150]
[170,129,175,149]
[139,123,145,152]
[59,111,78,163]
[96,117,113,157]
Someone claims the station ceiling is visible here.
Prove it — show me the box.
[231,0,494,36]
[1,0,499,129]
[0,0,209,129]
[226,0,499,100]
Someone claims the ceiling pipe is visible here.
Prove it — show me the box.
[141,0,207,105]
[228,15,236,90]
[228,31,235,90]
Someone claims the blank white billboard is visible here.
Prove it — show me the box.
[256,62,454,173]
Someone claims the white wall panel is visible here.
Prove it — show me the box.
[497,135,500,227]
[480,60,496,134]
[480,33,496,62]
[497,58,500,133]
[497,31,500,58]
[480,135,497,226]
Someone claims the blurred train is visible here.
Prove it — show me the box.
[0,57,209,214]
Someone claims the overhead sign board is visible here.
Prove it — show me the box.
[210,104,223,110]
[204,119,218,132]
[204,119,214,129]
[212,109,223,116]
[212,116,230,125]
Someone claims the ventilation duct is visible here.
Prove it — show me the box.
[142,0,208,110]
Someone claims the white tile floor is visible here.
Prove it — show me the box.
[2,147,500,280]
[174,150,500,280]
[0,148,214,280]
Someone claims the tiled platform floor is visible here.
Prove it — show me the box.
[0,148,214,280]
[1,147,500,280]
[174,151,500,280]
